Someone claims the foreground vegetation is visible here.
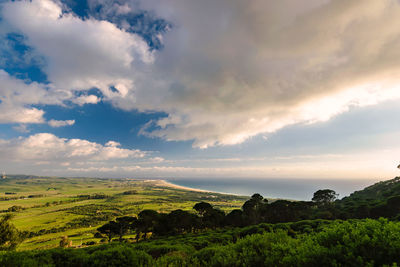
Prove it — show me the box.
[1,219,400,266]
[92,178,400,243]
[3,175,400,266]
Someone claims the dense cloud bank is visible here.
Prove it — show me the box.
[1,0,400,148]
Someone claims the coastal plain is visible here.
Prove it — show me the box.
[0,175,248,250]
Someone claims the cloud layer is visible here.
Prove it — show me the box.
[136,0,400,147]
[2,0,400,148]
[0,133,146,164]
[1,132,397,179]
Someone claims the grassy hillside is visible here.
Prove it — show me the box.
[0,175,247,250]
[340,176,400,204]
[336,176,400,219]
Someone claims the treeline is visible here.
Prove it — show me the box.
[2,219,400,266]
[96,187,400,242]
[0,194,44,201]
[1,193,111,214]
[95,192,321,241]
[337,176,400,219]
[76,193,110,200]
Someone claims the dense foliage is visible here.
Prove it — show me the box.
[1,219,400,266]
[3,176,400,265]
[0,214,23,250]
[95,179,400,242]
[337,176,400,219]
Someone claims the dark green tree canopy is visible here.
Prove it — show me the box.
[251,193,264,202]
[312,189,338,204]
[226,209,244,227]
[193,202,213,216]
[97,221,119,242]
[0,214,23,250]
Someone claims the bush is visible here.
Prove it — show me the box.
[191,245,237,266]
[122,190,138,195]
[155,251,189,267]
[2,219,400,266]
[7,206,23,212]
[87,245,153,266]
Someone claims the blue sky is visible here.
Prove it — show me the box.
[0,0,400,180]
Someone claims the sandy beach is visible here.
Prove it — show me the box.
[146,179,214,193]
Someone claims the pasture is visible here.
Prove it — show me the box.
[0,175,247,250]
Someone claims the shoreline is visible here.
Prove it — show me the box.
[152,179,214,193]
[151,179,242,196]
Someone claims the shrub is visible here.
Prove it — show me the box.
[87,245,153,266]
[7,206,23,212]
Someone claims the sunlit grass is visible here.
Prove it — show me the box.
[0,176,248,250]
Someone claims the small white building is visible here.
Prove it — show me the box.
[1,171,6,179]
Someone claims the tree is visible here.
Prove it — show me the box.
[383,196,400,218]
[225,209,244,227]
[202,208,225,229]
[242,193,266,224]
[97,216,138,242]
[0,214,23,250]
[166,209,197,234]
[136,210,160,240]
[115,216,137,242]
[193,202,226,229]
[97,221,119,242]
[251,193,264,203]
[265,200,294,223]
[59,236,72,248]
[312,189,338,204]
[193,202,213,216]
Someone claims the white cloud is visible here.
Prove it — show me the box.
[48,119,75,128]
[0,69,68,124]
[0,132,178,177]
[105,141,121,147]
[1,0,152,101]
[0,133,146,162]
[0,105,45,124]
[72,95,101,106]
[0,68,99,124]
[0,0,153,126]
[3,0,400,148]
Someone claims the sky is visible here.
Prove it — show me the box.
[0,0,400,180]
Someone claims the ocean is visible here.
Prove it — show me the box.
[166,178,382,201]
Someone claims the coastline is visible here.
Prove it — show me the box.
[152,180,246,197]
[151,178,381,201]
[152,179,242,196]
[152,179,213,193]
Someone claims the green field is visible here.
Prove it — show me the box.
[0,175,248,250]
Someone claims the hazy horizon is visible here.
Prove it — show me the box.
[1,172,384,201]
[2,172,386,201]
